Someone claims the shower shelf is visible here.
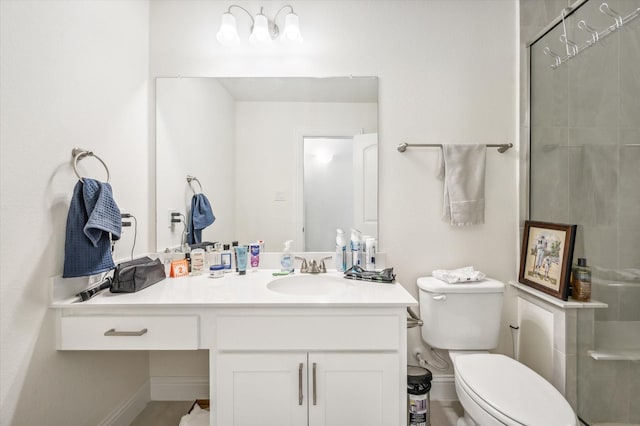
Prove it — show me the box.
[588,349,640,361]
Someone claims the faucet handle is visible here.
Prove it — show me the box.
[319,256,332,273]
[295,256,308,273]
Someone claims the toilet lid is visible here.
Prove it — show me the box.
[455,354,576,426]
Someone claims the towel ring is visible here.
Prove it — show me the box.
[72,148,110,183]
[186,175,203,195]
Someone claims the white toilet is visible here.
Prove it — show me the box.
[417,276,577,426]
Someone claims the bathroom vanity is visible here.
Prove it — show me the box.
[51,270,416,426]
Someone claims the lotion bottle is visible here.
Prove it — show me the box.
[280,240,294,272]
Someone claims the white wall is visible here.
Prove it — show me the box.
[150,0,518,377]
[0,1,151,425]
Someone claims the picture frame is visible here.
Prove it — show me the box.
[518,220,577,301]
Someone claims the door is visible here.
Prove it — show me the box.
[308,352,399,426]
[352,133,378,238]
[216,353,308,426]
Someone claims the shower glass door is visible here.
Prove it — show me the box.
[528,0,640,424]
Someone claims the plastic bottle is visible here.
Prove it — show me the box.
[280,240,294,272]
[572,258,591,302]
[190,248,205,275]
[232,241,239,272]
[335,229,347,272]
[365,237,376,271]
[249,242,261,271]
[221,244,233,273]
[350,228,362,268]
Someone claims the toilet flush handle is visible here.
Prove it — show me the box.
[432,294,447,301]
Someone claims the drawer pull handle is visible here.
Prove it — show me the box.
[104,328,148,337]
[298,363,304,405]
[312,362,317,406]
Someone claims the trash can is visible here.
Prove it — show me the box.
[408,365,432,426]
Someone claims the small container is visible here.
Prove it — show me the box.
[221,244,233,273]
[236,245,248,275]
[408,366,432,426]
[209,264,225,278]
[190,248,205,275]
[249,243,261,271]
[572,258,591,302]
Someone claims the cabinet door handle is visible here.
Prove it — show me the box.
[298,363,304,405]
[312,362,317,406]
[104,328,148,336]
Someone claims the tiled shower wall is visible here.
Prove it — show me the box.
[521,0,640,424]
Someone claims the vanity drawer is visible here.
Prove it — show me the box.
[217,314,399,351]
[58,315,199,350]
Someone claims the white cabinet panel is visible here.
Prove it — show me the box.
[308,353,399,426]
[217,314,398,351]
[216,353,308,426]
[58,315,199,350]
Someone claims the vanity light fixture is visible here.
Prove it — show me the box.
[216,5,303,46]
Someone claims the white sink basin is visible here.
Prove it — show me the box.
[267,274,347,296]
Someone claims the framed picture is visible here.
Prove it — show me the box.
[518,220,577,301]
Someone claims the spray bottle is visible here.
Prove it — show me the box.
[335,229,347,272]
[350,228,362,268]
[365,237,377,271]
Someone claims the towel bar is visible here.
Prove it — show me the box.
[72,148,110,182]
[397,143,513,153]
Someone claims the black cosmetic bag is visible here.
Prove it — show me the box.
[110,256,166,293]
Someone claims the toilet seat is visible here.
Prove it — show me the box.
[454,354,576,426]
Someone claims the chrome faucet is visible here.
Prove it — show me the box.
[295,255,333,273]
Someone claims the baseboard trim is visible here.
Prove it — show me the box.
[431,374,458,401]
[150,376,210,401]
[98,381,150,426]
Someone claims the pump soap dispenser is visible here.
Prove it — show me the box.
[280,240,294,273]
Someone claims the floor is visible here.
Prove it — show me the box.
[130,399,464,425]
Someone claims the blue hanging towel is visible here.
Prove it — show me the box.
[188,193,215,244]
[63,178,122,277]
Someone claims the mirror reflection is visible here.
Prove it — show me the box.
[155,77,378,252]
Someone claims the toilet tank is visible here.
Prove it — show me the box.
[417,277,505,350]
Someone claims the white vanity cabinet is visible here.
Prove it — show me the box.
[51,271,416,426]
[213,308,403,426]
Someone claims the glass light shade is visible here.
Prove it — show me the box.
[249,14,272,45]
[281,12,303,43]
[216,13,239,45]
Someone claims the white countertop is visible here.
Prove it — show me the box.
[51,270,417,309]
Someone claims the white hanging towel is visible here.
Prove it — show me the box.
[437,144,487,226]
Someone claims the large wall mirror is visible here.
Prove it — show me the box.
[156,77,378,252]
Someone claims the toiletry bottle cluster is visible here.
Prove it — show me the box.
[167,240,263,278]
[335,228,376,272]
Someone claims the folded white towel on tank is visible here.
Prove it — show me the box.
[432,266,486,283]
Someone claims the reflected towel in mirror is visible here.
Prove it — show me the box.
[188,193,215,244]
